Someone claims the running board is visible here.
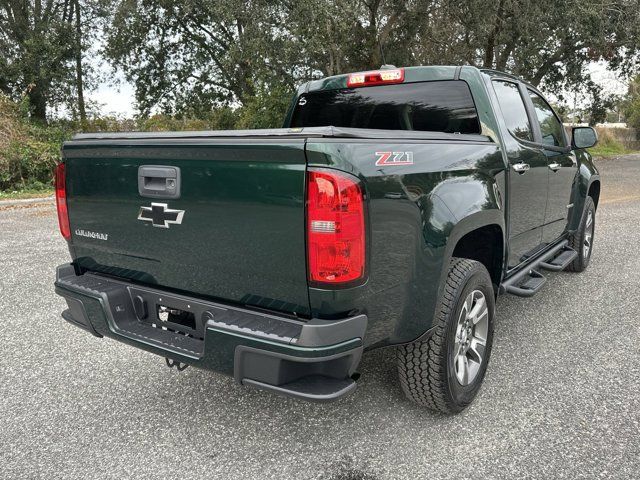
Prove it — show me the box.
[501,240,569,298]
[503,270,546,297]
[539,247,578,271]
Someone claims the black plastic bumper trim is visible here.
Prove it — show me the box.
[243,377,357,403]
[54,263,367,402]
[61,305,102,338]
[56,264,367,350]
[234,345,362,402]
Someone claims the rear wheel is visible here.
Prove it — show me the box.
[396,258,495,413]
[567,196,595,272]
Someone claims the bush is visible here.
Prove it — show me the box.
[235,85,293,129]
[626,98,640,131]
[0,94,72,191]
[589,128,630,157]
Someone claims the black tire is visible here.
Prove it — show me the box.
[567,196,596,272]
[396,258,495,414]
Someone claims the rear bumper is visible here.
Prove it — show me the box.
[55,264,366,402]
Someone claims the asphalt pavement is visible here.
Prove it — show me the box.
[1,155,639,479]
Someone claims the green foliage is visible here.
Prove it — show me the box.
[102,0,640,116]
[104,0,294,115]
[0,0,109,124]
[0,186,54,200]
[235,85,294,129]
[584,83,620,126]
[627,99,640,131]
[0,94,72,190]
[624,76,640,131]
[0,1,76,121]
[589,139,627,157]
[3,0,640,122]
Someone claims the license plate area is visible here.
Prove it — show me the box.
[128,287,208,340]
[156,305,197,335]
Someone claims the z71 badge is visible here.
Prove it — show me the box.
[375,151,414,166]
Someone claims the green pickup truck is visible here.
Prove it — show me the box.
[54,66,600,413]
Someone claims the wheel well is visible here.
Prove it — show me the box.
[588,181,601,210]
[452,225,504,290]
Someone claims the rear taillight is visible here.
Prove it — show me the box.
[347,68,404,88]
[55,163,71,240]
[306,169,366,285]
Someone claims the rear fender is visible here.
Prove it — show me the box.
[426,184,505,332]
[306,141,506,348]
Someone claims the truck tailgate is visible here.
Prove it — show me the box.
[63,137,309,316]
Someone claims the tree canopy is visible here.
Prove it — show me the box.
[0,0,108,123]
[2,0,639,122]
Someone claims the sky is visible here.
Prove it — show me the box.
[87,61,630,119]
[89,79,136,117]
[87,65,136,117]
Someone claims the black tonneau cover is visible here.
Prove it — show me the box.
[68,126,491,144]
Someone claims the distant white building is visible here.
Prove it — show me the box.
[563,122,630,129]
[595,122,628,129]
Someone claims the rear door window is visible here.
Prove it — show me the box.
[291,80,480,134]
[492,81,533,141]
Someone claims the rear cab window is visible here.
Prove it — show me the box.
[291,80,481,134]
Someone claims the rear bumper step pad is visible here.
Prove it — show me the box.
[55,263,366,402]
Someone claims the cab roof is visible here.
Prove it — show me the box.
[300,65,528,94]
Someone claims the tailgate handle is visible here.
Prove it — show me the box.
[138,166,181,199]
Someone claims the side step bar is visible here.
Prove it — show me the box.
[501,241,576,297]
[539,248,578,271]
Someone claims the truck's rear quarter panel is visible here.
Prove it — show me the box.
[306,139,505,347]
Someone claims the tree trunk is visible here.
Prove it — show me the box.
[484,0,505,68]
[530,49,565,86]
[28,84,48,125]
[366,0,381,68]
[74,0,87,125]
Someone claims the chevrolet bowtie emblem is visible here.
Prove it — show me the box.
[137,203,185,228]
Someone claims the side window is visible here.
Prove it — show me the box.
[528,90,567,147]
[492,81,533,141]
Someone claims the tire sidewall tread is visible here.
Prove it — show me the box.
[567,196,596,272]
[396,258,495,414]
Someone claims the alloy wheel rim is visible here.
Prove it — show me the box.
[584,210,594,258]
[453,290,489,386]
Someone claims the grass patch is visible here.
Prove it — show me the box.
[588,128,639,157]
[0,186,54,200]
[588,145,634,157]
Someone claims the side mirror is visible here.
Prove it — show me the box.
[572,127,598,149]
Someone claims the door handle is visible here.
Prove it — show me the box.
[138,165,181,199]
[512,162,530,174]
[548,162,561,172]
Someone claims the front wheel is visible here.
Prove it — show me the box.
[396,258,495,414]
[567,196,596,272]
